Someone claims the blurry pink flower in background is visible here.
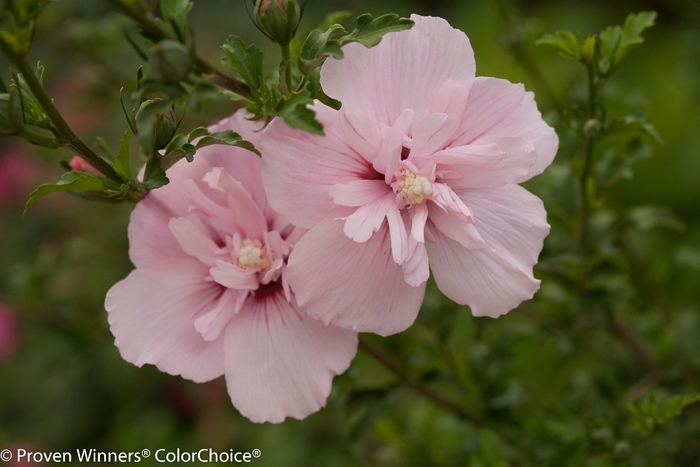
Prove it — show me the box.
[0,304,20,361]
[105,111,358,423]
[0,150,41,208]
[261,15,558,336]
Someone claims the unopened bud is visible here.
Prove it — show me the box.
[135,98,177,153]
[68,156,101,175]
[148,40,193,84]
[0,91,25,135]
[253,0,302,45]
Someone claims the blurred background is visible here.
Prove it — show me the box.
[1,0,699,465]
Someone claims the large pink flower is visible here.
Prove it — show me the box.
[105,111,358,423]
[261,15,558,336]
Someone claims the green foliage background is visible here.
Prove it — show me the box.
[1,0,699,465]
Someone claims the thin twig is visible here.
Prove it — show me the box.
[103,0,251,99]
[358,335,483,427]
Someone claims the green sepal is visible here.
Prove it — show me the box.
[113,127,132,180]
[23,171,107,217]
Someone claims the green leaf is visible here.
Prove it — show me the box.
[142,159,169,189]
[160,0,193,41]
[606,114,663,143]
[195,129,261,156]
[275,91,323,135]
[298,24,345,75]
[535,30,581,60]
[628,205,686,233]
[113,127,132,180]
[23,171,107,217]
[598,11,656,73]
[221,36,264,90]
[187,127,211,143]
[339,13,414,48]
[628,392,700,437]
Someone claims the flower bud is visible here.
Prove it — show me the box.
[253,0,301,45]
[135,98,177,153]
[0,91,25,136]
[68,156,101,175]
[148,40,193,84]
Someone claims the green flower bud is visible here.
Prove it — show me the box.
[253,0,302,45]
[148,40,193,84]
[135,98,177,153]
[0,91,25,136]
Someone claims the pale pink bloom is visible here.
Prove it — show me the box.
[261,15,558,336]
[0,304,19,361]
[68,156,101,175]
[105,111,358,423]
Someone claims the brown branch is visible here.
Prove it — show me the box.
[103,0,251,98]
[358,335,483,427]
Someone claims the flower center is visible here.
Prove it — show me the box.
[395,168,432,205]
[236,239,271,269]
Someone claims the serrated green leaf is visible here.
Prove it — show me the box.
[298,24,345,75]
[599,11,656,73]
[113,127,132,180]
[160,0,193,41]
[23,171,107,217]
[339,13,414,48]
[275,91,323,135]
[142,158,169,189]
[536,30,581,60]
[221,36,264,90]
[628,392,700,436]
[194,129,261,156]
[620,11,656,49]
[187,126,210,143]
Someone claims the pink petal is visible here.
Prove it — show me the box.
[434,136,537,189]
[411,113,451,158]
[427,202,486,250]
[402,239,429,287]
[105,258,225,382]
[410,202,429,243]
[428,79,471,141]
[210,260,260,291]
[194,288,247,341]
[287,217,426,336]
[168,216,221,265]
[224,291,357,423]
[260,103,373,229]
[205,167,267,240]
[321,15,475,126]
[386,204,408,263]
[450,77,558,181]
[426,184,549,317]
[374,108,414,182]
[343,193,394,242]
[339,110,384,164]
[329,179,390,207]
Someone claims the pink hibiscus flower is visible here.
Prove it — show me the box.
[105,111,358,423]
[261,15,558,336]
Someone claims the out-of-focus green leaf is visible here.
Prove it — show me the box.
[23,171,107,216]
[536,30,581,60]
[628,205,686,233]
[606,114,663,143]
[628,392,700,436]
[159,0,193,41]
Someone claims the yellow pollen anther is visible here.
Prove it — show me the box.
[397,170,432,204]
[237,240,271,269]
